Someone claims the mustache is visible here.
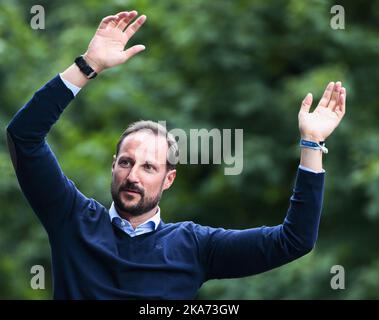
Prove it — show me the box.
[119,181,144,195]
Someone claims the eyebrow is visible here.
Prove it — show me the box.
[119,156,159,168]
[144,160,158,168]
[119,155,134,162]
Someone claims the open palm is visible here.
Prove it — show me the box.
[84,11,147,72]
[299,82,346,142]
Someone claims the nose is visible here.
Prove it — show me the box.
[127,165,140,183]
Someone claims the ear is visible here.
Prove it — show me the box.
[111,154,116,173]
[162,169,176,191]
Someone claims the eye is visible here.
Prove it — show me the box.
[144,163,154,171]
[119,159,132,167]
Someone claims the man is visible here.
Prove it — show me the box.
[6,10,346,299]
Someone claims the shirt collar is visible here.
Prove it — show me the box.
[109,202,161,230]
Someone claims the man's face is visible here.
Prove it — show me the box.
[111,130,176,217]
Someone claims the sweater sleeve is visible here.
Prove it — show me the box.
[195,168,325,281]
[6,75,87,234]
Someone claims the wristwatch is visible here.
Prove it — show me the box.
[74,55,98,79]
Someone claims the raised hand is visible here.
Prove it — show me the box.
[299,81,346,142]
[84,11,147,73]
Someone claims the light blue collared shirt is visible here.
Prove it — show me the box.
[109,202,161,237]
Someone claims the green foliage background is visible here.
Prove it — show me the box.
[1,0,379,299]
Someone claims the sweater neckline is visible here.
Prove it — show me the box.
[114,220,166,240]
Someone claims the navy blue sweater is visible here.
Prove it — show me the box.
[6,76,325,299]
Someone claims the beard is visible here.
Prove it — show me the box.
[111,179,164,217]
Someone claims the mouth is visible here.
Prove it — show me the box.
[123,189,141,196]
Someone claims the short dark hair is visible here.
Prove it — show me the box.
[115,120,179,171]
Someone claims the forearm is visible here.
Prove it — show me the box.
[7,74,74,177]
[283,168,324,251]
[60,63,90,88]
[7,75,74,141]
[300,148,323,172]
[60,54,102,88]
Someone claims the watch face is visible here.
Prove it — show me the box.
[87,71,97,79]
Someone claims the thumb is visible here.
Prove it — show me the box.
[123,44,146,62]
[300,93,313,113]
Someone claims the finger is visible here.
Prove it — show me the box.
[115,10,137,20]
[116,17,128,31]
[115,12,129,30]
[300,93,313,113]
[335,87,346,117]
[98,15,118,30]
[317,82,334,108]
[116,11,138,30]
[123,44,146,62]
[106,19,119,30]
[124,15,147,41]
[327,81,342,110]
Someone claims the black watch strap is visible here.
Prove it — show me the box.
[74,55,98,79]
